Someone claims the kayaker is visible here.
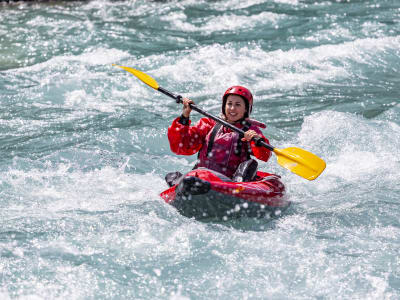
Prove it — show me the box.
[167,86,272,184]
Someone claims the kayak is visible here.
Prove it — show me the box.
[160,168,290,220]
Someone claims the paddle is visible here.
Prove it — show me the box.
[113,65,326,180]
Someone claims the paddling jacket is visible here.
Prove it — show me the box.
[168,116,272,178]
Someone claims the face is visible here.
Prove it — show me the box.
[224,95,247,123]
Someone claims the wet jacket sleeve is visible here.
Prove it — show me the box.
[249,130,272,162]
[168,117,214,155]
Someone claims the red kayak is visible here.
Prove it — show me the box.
[160,168,290,220]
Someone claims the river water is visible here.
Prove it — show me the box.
[1,0,400,299]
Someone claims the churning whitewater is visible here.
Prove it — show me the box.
[1,0,399,299]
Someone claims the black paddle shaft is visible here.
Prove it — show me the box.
[158,87,275,152]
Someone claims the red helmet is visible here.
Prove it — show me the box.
[222,86,253,117]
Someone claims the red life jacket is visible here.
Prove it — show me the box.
[168,117,271,179]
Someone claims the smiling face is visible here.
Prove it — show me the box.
[224,95,247,123]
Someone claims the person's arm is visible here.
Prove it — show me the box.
[177,97,194,126]
[181,97,193,118]
[242,129,272,162]
[168,115,214,156]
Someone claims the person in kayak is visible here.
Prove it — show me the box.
[167,86,272,184]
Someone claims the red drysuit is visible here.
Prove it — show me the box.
[168,117,272,178]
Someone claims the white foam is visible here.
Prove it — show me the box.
[3,164,166,213]
[209,0,291,11]
[63,88,129,113]
[295,111,400,190]
[161,11,281,33]
[139,35,400,102]
[274,0,299,4]
[14,47,130,75]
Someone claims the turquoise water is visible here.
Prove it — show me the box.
[1,0,400,298]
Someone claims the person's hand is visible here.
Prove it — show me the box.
[182,97,194,118]
[242,129,259,142]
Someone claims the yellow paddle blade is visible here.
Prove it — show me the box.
[113,64,159,90]
[273,147,326,180]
